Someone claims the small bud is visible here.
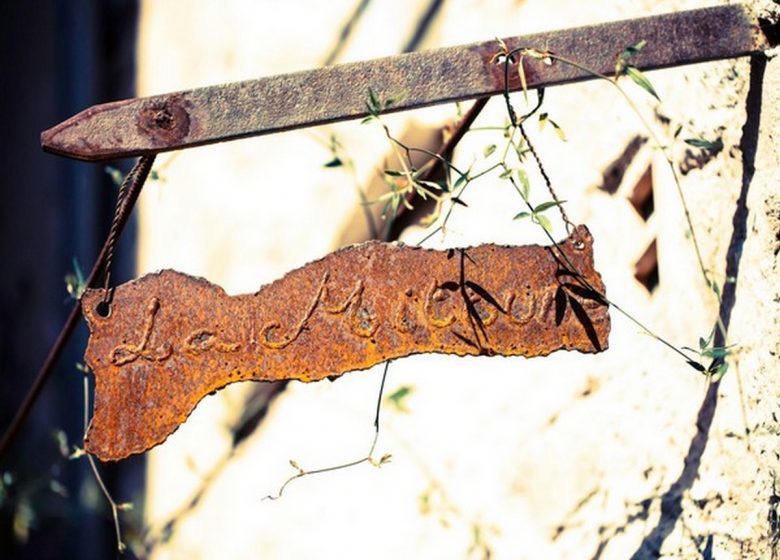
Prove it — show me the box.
[69,447,87,460]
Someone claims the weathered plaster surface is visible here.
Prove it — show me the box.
[137,1,779,558]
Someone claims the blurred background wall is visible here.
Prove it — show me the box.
[0,1,145,558]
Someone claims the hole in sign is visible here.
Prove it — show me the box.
[95,301,112,318]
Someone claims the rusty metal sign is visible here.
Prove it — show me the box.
[81,226,609,460]
[41,4,775,161]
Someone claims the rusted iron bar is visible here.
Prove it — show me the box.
[41,4,776,162]
[80,226,608,460]
[0,156,155,462]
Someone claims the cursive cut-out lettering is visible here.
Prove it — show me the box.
[425,279,457,328]
[109,297,172,365]
[323,280,379,337]
[184,329,240,354]
[260,272,328,349]
[82,225,609,461]
[506,290,536,325]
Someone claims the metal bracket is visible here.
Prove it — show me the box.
[41,4,777,162]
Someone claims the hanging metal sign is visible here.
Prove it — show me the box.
[81,225,609,460]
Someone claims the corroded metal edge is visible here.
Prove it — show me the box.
[81,226,610,460]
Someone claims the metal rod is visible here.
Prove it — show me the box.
[0,155,156,462]
[41,4,776,162]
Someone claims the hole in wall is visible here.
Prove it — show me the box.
[628,165,654,221]
[634,239,659,293]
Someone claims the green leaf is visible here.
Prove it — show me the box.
[104,166,124,187]
[499,168,513,179]
[684,137,723,150]
[616,40,647,76]
[451,197,468,207]
[516,169,530,200]
[548,118,567,141]
[538,112,548,131]
[534,200,566,213]
[514,138,529,160]
[517,58,529,104]
[69,447,86,460]
[710,361,729,378]
[385,385,414,412]
[625,66,660,101]
[324,157,343,168]
[524,48,546,60]
[483,144,497,158]
[383,169,403,177]
[674,124,683,139]
[384,92,407,109]
[53,430,69,458]
[534,213,552,233]
[367,87,380,115]
[686,360,706,373]
[538,113,566,140]
[513,211,531,220]
[702,346,729,360]
[623,40,647,57]
[361,116,376,125]
[452,172,469,191]
[64,258,86,300]
[698,337,708,350]
[418,180,445,191]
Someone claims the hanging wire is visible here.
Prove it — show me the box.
[100,156,156,311]
[501,48,577,241]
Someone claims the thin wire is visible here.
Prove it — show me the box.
[82,371,126,552]
[501,48,576,238]
[518,122,575,237]
[373,359,389,430]
[496,46,706,368]
[263,361,391,500]
[102,156,155,304]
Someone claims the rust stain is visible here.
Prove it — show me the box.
[471,40,543,92]
[135,94,191,145]
[81,225,610,461]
